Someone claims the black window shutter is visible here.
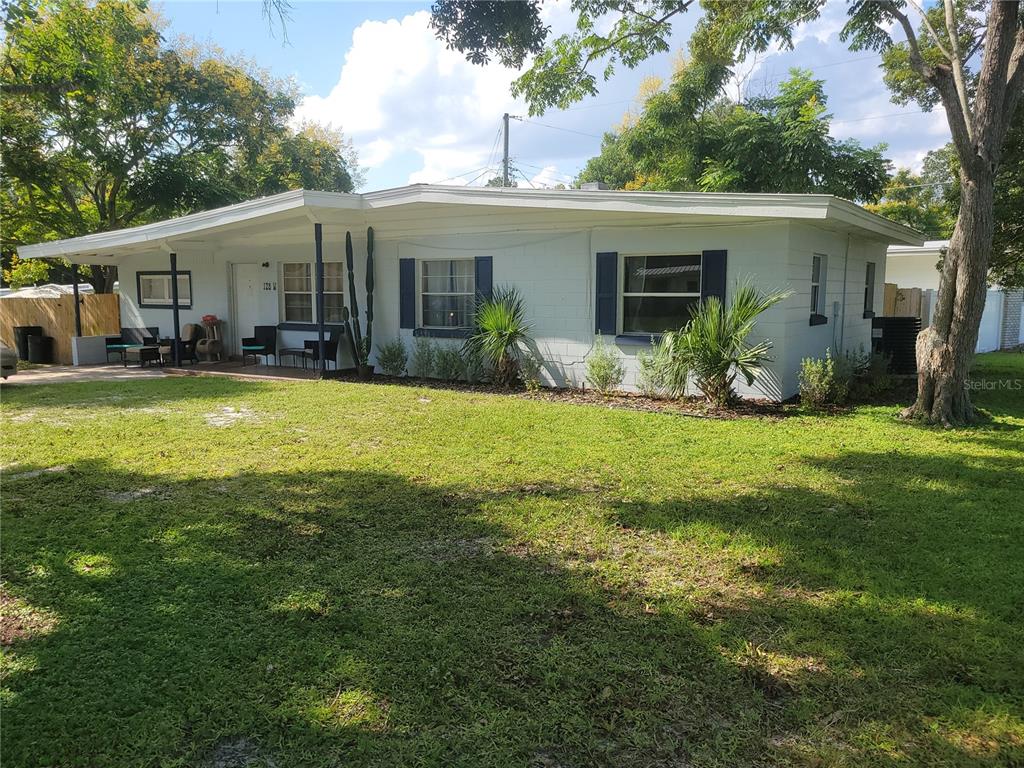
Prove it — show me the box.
[475,256,493,302]
[399,258,415,329]
[595,251,618,335]
[701,250,728,306]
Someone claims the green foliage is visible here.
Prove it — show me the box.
[429,0,547,68]
[0,0,359,290]
[435,347,464,382]
[465,286,533,388]
[461,346,490,384]
[2,254,50,288]
[519,352,543,392]
[585,336,625,395]
[635,335,687,399]
[865,168,956,239]
[798,349,847,408]
[581,68,889,202]
[800,347,895,407]
[412,338,436,378]
[635,347,665,398]
[665,283,790,407]
[376,339,408,377]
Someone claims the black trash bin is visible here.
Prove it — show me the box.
[27,335,54,364]
[13,325,43,361]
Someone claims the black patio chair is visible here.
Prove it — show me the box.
[241,325,277,366]
[159,323,204,365]
[303,327,342,370]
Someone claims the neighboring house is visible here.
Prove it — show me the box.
[886,239,1024,352]
[18,185,921,399]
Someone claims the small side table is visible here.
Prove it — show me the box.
[124,345,161,368]
[278,347,309,368]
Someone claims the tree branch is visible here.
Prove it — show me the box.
[942,0,973,141]
[1005,27,1024,128]
[881,1,932,79]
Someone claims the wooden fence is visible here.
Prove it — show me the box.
[0,293,121,364]
[883,282,931,322]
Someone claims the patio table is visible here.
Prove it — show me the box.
[106,342,141,365]
[278,347,309,368]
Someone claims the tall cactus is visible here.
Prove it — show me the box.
[364,226,374,359]
[345,231,363,361]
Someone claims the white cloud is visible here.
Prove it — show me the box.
[294,10,529,186]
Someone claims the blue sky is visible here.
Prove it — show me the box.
[159,0,952,192]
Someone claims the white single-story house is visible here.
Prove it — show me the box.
[19,185,922,399]
[886,239,1024,352]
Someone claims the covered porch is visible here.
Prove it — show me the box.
[18,190,378,378]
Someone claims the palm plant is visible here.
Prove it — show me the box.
[464,285,532,387]
[663,282,791,407]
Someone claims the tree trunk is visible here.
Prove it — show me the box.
[901,164,994,426]
[87,264,118,294]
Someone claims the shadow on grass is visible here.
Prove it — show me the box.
[3,453,1021,766]
[605,448,1023,765]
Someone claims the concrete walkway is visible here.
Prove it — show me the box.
[1,364,167,386]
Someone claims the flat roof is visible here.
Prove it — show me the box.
[18,184,924,262]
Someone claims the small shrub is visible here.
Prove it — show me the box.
[461,346,489,384]
[412,338,436,378]
[376,339,408,377]
[665,282,790,406]
[465,286,533,387]
[848,348,894,400]
[586,337,625,394]
[636,347,665,398]
[435,347,464,382]
[520,353,544,392]
[799,348,847,407]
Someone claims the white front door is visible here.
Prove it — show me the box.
[232,263,264,356]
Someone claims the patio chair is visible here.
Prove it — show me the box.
[107,327,159,363]
[159,323,204,365]
[303,327,342,370]
[241,325,277,366]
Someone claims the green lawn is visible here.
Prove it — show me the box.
[2,354,1022,767]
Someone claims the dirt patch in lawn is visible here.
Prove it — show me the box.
[203,406,260,427]
[4,464,68,481]
[104,486,171,503]
[0,586,58,646]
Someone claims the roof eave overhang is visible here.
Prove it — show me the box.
[16,186,923,261]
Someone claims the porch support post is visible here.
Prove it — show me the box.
[314,223,326,375]
[169,251,181,367]
[71,263,82,337]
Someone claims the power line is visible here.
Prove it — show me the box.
[432,165,493,185]
[510,117,605,140]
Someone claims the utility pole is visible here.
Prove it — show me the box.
[502,112,510,187]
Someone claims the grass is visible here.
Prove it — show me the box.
[1,352,1022,767]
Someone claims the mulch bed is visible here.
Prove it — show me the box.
[327,371,795,420]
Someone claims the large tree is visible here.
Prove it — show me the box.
[432,0,1024,427]
[1,0,359,291]
[579,66,890,200]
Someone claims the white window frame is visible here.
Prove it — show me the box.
[619,252,703,336]
[418,258,476,330]
[811,254,828,315]
[279,261,345,324]
[137,271,192,309]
